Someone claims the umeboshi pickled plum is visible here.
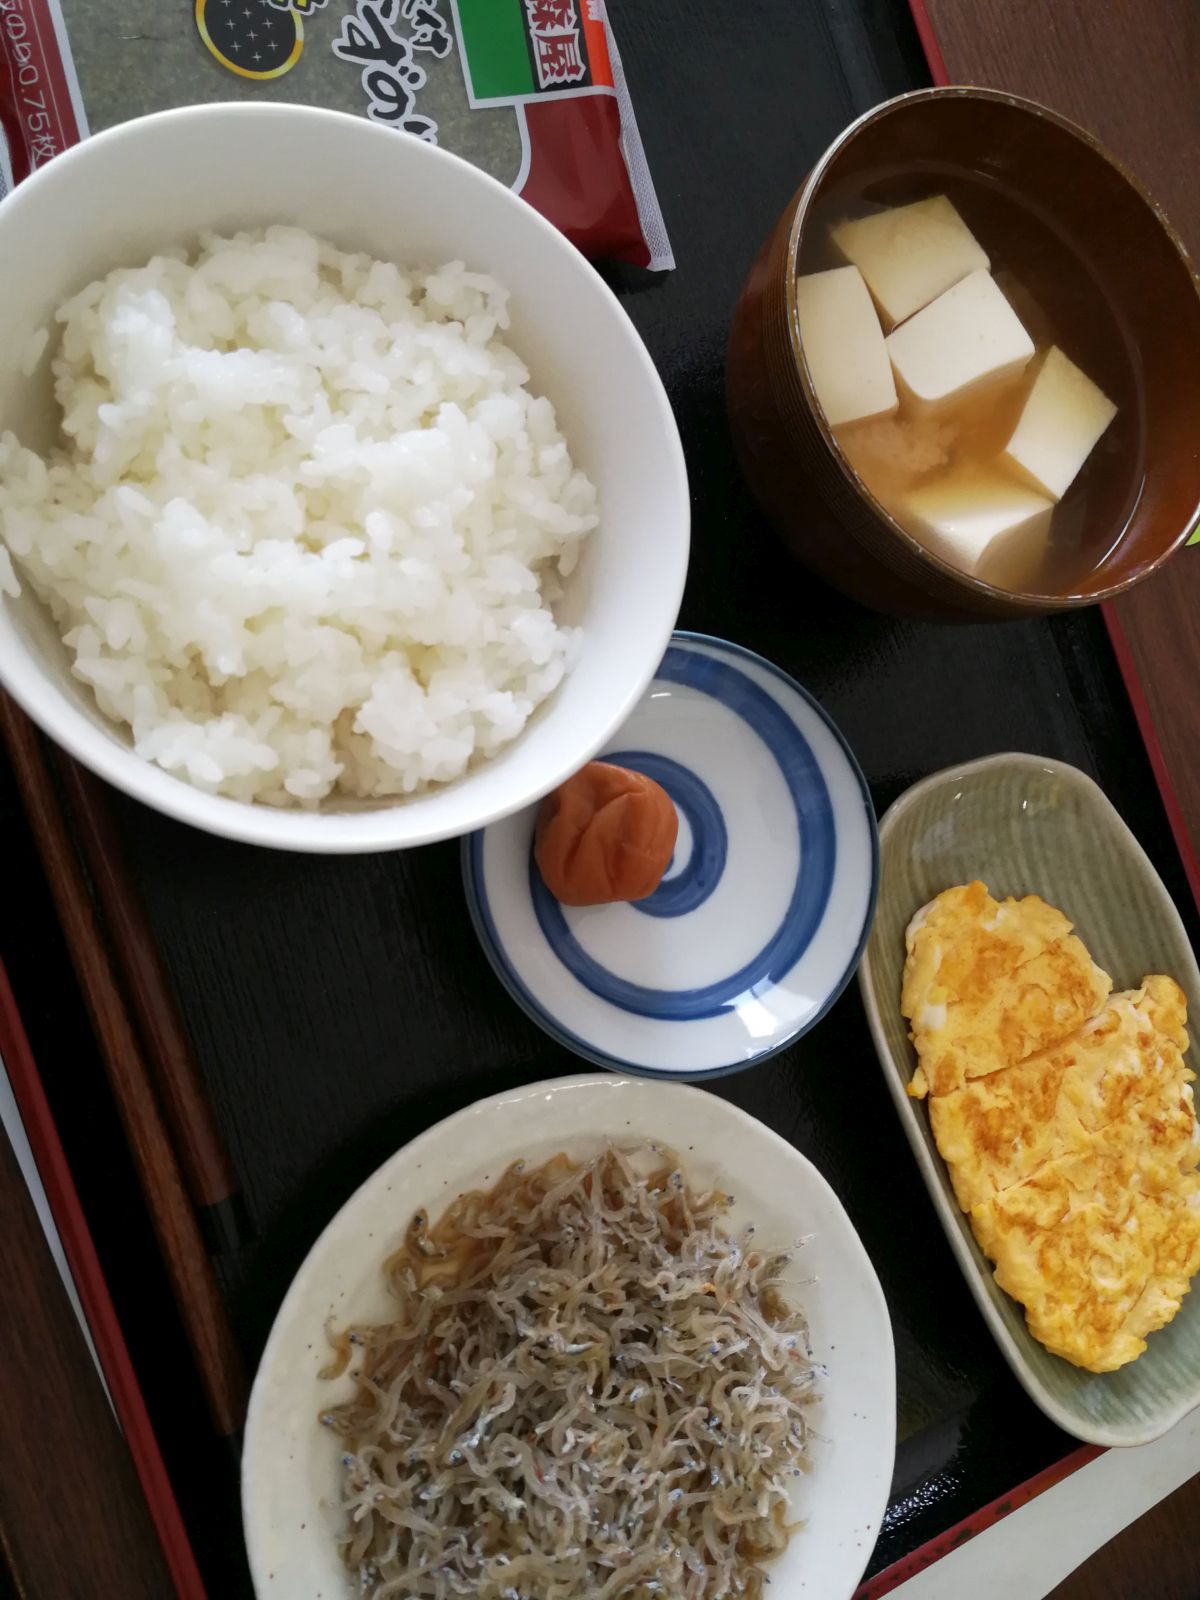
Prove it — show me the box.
[534,761,678,907]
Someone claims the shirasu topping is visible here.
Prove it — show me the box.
[321,1146,818,1599]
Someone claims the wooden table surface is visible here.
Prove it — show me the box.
[923,7,1200,1595]
[920,0,1200,905]
[1047,1473,1200,1600]
[0,1083,173,1597]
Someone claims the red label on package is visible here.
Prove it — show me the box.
[0,0,85,187]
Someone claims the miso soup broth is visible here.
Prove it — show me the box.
[797,168,1144,595]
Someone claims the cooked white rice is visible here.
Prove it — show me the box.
[0,227,598,805]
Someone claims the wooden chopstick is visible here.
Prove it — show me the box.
[0,692,247,1436]
[54,754,248,1255]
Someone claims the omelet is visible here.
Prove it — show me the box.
[971,1150,1200,1371]
[902,882,1111,1098]
[929,979,1198,1213]
[901,883,1200,1372]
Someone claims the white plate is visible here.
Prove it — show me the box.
[462,634,879,1076]
[242,1073,896,1598]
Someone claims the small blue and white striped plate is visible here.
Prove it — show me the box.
[462,633,878,1078]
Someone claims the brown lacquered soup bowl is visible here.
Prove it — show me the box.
[726,87,1200,620]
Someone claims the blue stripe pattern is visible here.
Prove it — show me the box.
[605,750,726,920]
[527,645,836,1021]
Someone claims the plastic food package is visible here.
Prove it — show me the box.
[0,0,672,268]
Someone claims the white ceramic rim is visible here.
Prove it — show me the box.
[0,103,688,853]
[241,1072,897,1598]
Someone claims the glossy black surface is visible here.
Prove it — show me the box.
[4,1,1199,1591]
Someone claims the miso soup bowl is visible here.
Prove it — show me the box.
[726,87,1200,620]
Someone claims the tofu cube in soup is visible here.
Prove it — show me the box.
[797,170,1132,594]
[905,472,1053,581]
[832,195,989,328]
[886,269,1035,408]
[1003,346,1118,500]
[796,265,898,427]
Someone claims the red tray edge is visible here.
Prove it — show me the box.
[0,958,208,1600]
[5,1,1189,1591]
[855,1441,1102,1597]
[1102,607,1200,911]
[905,0,951,88]
[860,4,1200,1593]
[906,12,1200,926]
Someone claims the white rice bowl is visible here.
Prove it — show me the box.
[0,226,599,806]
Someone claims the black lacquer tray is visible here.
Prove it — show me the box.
[4,1,1199,1594]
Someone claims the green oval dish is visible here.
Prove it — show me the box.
[858,751,1200,1446]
